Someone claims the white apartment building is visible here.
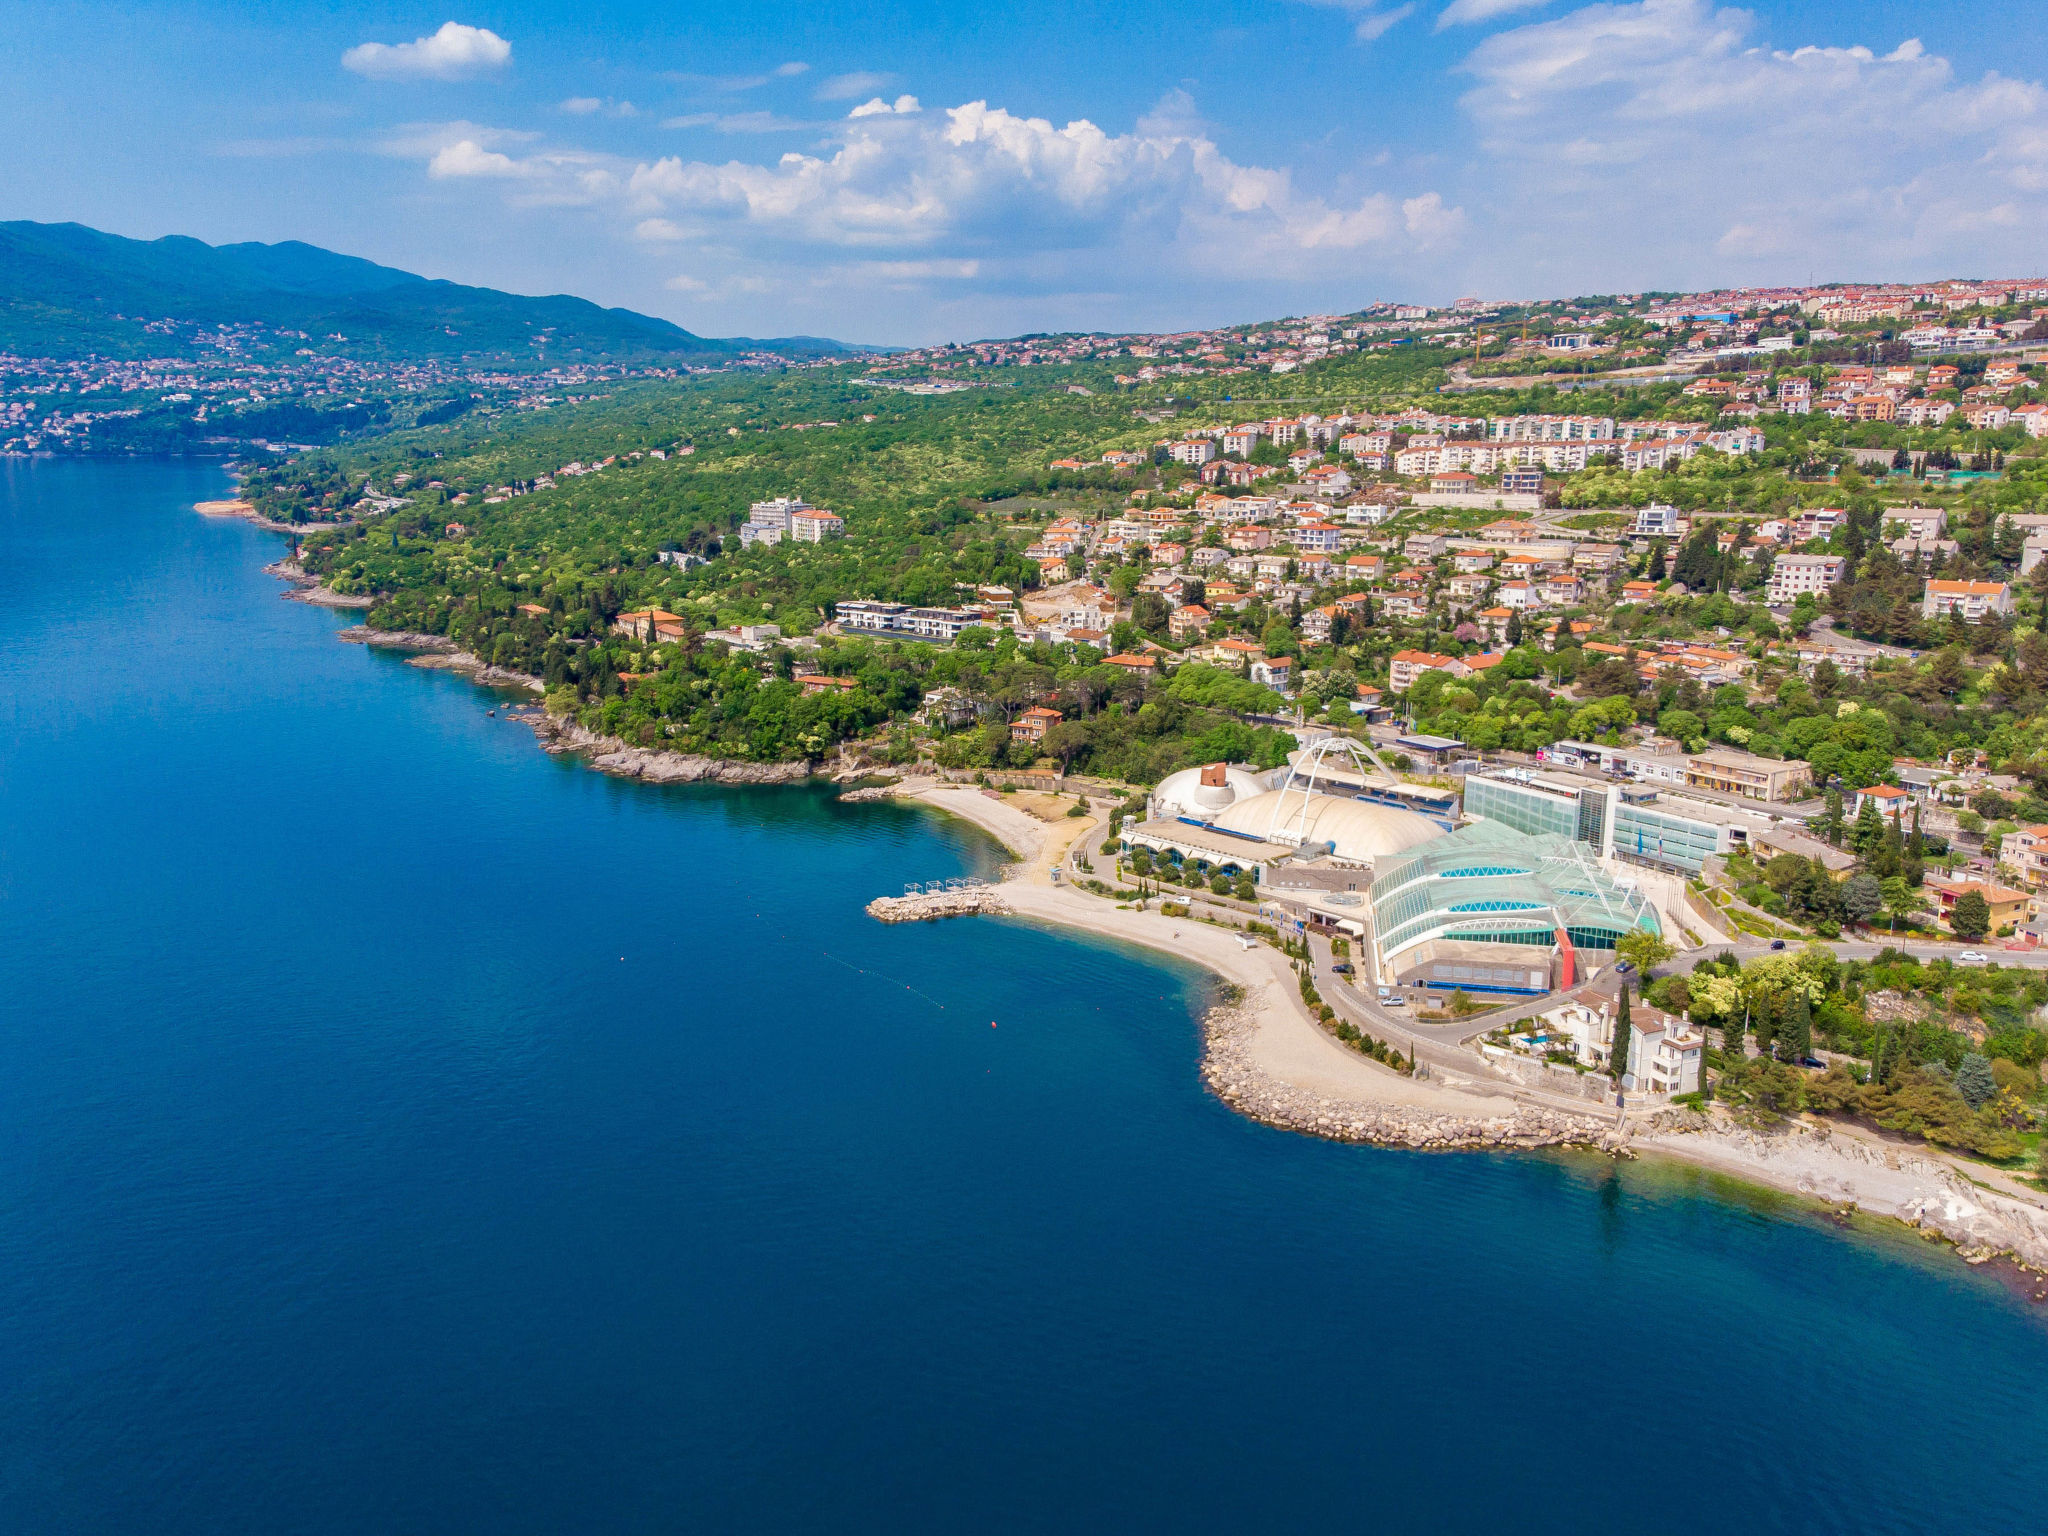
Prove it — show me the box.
[1922,580,2014,621]
[1767,553,1847,605]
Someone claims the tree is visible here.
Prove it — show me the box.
[1722,1010,1746,1060]
[1781,987,1812,1062]
[1616,930,1677,976]
[1955,1052,1996,1110]
[1612,985,1633,1083]
[1950,887,1992,941]
[1646,540,1667,581]
[1904,804,1926,887]
[1849,796,1884,856]
[1816,789,1846,847]
[1842,872,1884,927]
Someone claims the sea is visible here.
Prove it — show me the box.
[0,457,2043,1534]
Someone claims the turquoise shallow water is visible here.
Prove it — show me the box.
[0,457,2043,1534]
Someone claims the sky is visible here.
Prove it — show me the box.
[5,0,2048,345]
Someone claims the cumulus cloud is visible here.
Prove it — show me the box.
[1437,0,1552,26]
[1454,0,2048,286]
[619,95,1459,282]
[342,22,511,81]
[429,140,524,178]
[560,96,602,114]
[848,95,922,118]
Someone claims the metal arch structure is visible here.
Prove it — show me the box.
[1263,733,1404,848]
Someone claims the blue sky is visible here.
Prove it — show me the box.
[5,1,2048,343]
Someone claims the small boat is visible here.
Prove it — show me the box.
[486,708,496,717]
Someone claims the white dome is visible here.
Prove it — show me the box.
[1150,763,1270,821]
[1214,790,1443,864]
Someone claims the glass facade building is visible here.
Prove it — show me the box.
[1369,822,1662,979]
[1464,770,1730,876]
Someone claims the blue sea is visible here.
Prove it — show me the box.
[0,458,2042,1534]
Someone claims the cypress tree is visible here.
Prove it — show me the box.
[1904,805,1925,887]
[1783,989,1812,1063]
[1875,810,1904,879]
[1647,541,1667,581]
[1612,985,1633,1083]
[1850,797,1884,857]
[1722,1008,1745,1060]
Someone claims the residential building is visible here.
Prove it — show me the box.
[1168,605,1211,642]
[1767,553,1847,605]
[1922,579,2014,621]
[1249,655,1293,691]
[1169,438,1218,465]
[788,508,845,542]
[1881,505,1946,542]
[1683,749,1811,803]
[1924,876,2029,936]
[1851,784,1913,820]
[836,600,993,641]
[1403,533,1449,561]
[1389,649,1471,692]
[1011,705,1064,744]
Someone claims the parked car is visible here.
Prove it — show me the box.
[1958,951,1989,965]
[1769,939,1786,951]
[1331,962,1353,974]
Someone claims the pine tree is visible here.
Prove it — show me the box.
[1955,1053,1996,1110]
[1612,985,1633,1083]
[1950,888,1992,941]
[1505,608,1524,648]
[1850,797,1884,857]
[1723,1010,1745,1060]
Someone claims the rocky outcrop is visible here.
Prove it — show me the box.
[1637,1117,2048,1271]
[1201,995,1619,1152]
[265,559,375,608]
[867,885,1010,922]
[334,627,542,692]
[524,714,814,785]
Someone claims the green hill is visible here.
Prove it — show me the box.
[0,221,852,364]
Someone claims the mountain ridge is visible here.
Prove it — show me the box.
[0,221,859,364]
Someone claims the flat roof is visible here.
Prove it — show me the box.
[1397,734,1466,751]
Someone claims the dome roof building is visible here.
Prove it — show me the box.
[1213,791,1443,865]
[1148,762,1273,822]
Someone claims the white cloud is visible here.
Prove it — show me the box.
[848,95,922,118]
[1299,1,1417,42]
[774,61,810,78]
[342,22,511,81]
[560,97,602,114]
[660,111,819,132]
[429,140,524,178]
[1353,5,1417,41]
[1454,0,2048,287]
[620,94,1457,280]
[1437,0,1551,26]
[817,71,895,101]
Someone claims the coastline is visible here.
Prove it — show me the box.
[882,780,2048,1276]
[198,498,358,536]
[273,563,2048,1280]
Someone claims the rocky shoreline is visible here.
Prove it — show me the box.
[1200,994,1628,1153]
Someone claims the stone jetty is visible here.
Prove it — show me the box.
[867,884,1011,922]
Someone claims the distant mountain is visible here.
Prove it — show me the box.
[0,221,856,365]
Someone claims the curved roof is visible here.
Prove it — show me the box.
[1214,790,1443,864]
[1369,821,1661,966]
[1151,762,1271,821]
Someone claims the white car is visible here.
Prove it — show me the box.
[1957,951,1989,965]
